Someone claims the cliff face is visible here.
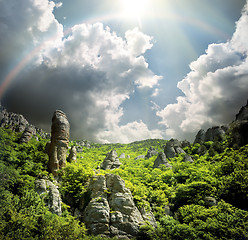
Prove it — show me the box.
[83,174,156,238]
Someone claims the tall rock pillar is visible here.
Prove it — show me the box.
[48,110,70,176]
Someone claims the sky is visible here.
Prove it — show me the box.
[0,0,248,143]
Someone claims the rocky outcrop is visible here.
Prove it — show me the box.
[47,110,70,176]
[35,179,62,216]
[194,126,228,144]
[119,153,125,159]
[134,155,145,160]
[19,125,36,143]
[83,174,156,238]
[228,101,248,147]
[145,147,158,159]
[101,150,122,170]
[153,152,172,169]
[0,105,28,132]
[164,139,194,162]
[68,146,77,162]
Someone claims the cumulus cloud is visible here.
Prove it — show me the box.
[1,0,162,142]
[157,1,248,142]
[97,121,164,144]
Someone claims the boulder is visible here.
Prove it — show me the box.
[47,110,70,176]
[19,125,36,143]
[194,126,228,144]
[83,174,156,238]
[68,146,77,162]
[119,153,125,159]
[145,147,158,159]
[35,179,62,216]
[134,155,146,160]
[101,149,122,170]
[164,139,193,162]
[153,152,172,169]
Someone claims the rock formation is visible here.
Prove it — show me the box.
[134,155,146,160]
[100,149,122,170]
[145,147,158,159]
[227,100,248,146]
[47,110,70,176]
[194,126,228,144]
[119,153,125,159]
[83,174,156,238]
[153,152,172,169]
[164,139,194,162]
[35,179,62,216]
[19,125,36,143]
[68,146,77,162]
[0,105,28,132]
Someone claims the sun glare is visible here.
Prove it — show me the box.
[120,0,150,19]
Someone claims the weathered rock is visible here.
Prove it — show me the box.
[236,100,248,121]
[204,196,217,207]
[0,105,28,132]
[19,125,36,143]
[164,139,193,162]
[194,126,228,144]
[35,179,62,216]
[183,154,194,163]
[83,174,156,238]
[101,149,122,170]
[47,110,70,176]
[145,147,158,159]
[153,152,172,169]
[68,146,77,162]
[119,153,126,159]
[134,155,146,160]
[227,101,248,147]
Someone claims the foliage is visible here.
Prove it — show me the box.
[0,126,248,239]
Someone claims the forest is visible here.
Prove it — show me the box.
[0,126,248,240]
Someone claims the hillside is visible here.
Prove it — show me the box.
[0,103,248,239]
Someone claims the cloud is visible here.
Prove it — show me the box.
[1,0,162,142]
[157,1,248,142]
[97,120,164,144]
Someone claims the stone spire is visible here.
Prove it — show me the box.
[47,110,70,176]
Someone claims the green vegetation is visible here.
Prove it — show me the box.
[0,126,248,239]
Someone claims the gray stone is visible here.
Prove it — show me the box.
[134,155,145,160]
[101,149,122,170]
[68,146,77,162]
[119,153,125,159]
[83,174,156,238]
[153,152,172,169]
[204,196,217,207]
[19,125,36,143]
[145,147,158,159]
[0,106,28,132]
[194,126,228,144]
[35,179,62,216]
[184,154,194,163]
[47,110,70,176]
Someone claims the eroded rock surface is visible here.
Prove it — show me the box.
[153,152,172,169]
[19,125,36,143]
[68,146,77,162]
[194,126,228,144]
[228,101,248,146]
[164,139,193,162]
[101,150,122,170]
[0,105,28,132]
[83,174,156,238]
[47,110,70,176]
[35,179,62,216]
[145,147,158,159]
